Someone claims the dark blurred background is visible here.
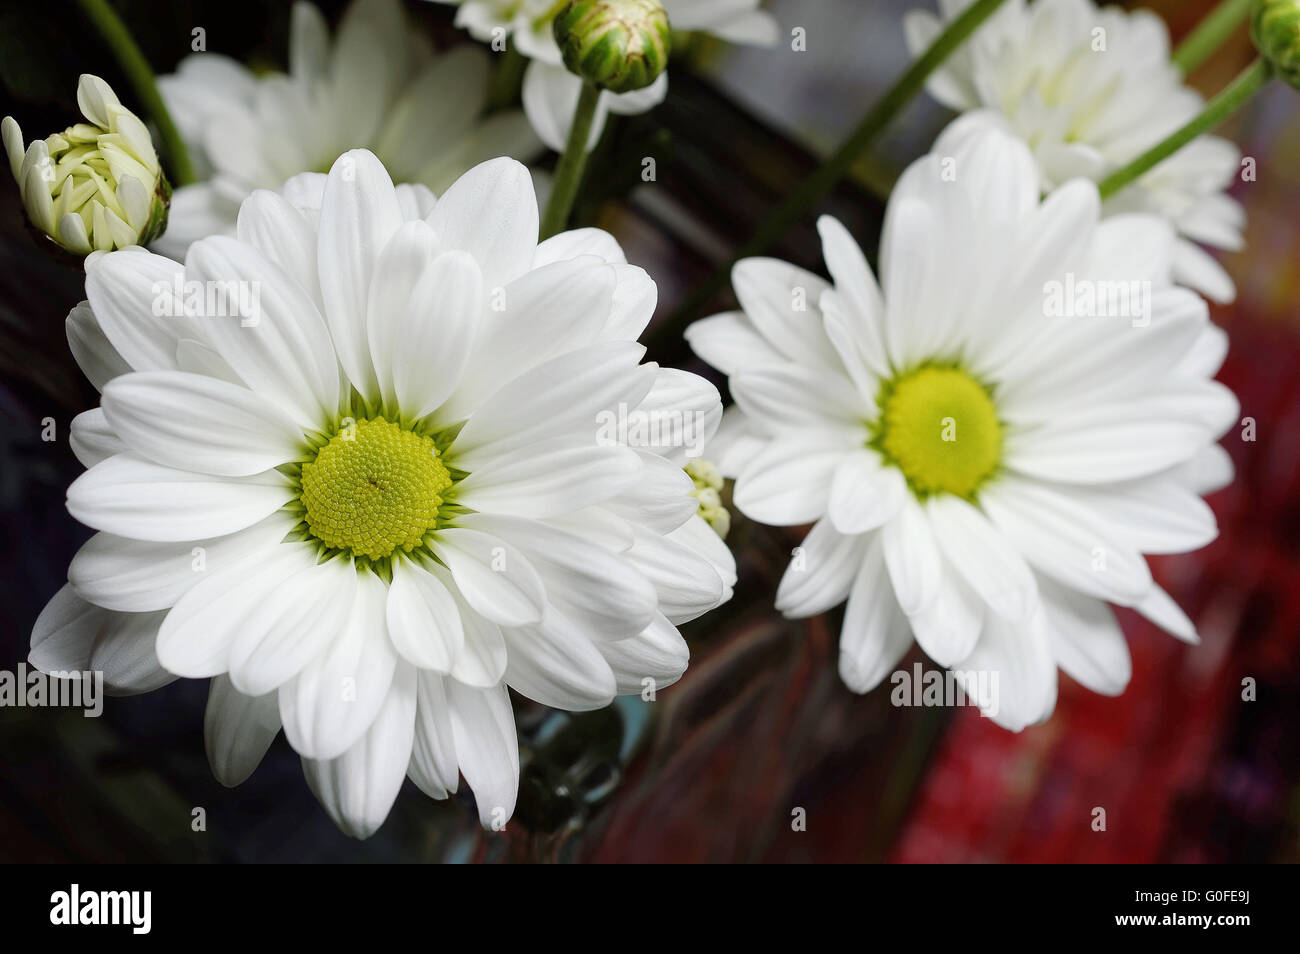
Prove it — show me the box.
[1,0,1296,862]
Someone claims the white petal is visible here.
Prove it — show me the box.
[449,341,652,463]
[427,156,538,290]
[880,498,942,617]
[155,541,315,678]
[603,449,697,534]
[502,607,617,710]
[980,476,1153,605]
[775,517,869,619]
[316,150,403,402]
[205,675,281,786]
[67,454,293,541]
[597,613,689,694]
[453,444,642,518]
[408,670,459,799]
[731,257,838,369]
[69,408,125,467]
[101,371,304,476]
[84,249,197,372]
[429,527,547,627]
[1135,583,1199,644]
[684,310,783,376]
[521,60,610,152]
[392,250,483,419]
[827,450,907,535]
[67,301,130,391]
[1041,578,1130,696]
[235,189,321,307]
[446,679,518,829]
[928,494,1037,621]
[908,564,984,668]
[386,557,464,673]
[838,535,913,693]
[458,512,657,640]
[444,256,616,417]
[227,554,359,696]
[278,569,398,761]
[68,512,292,613]
[30,584,173,694]
[733,439,848,526]
[303,661,417,839]
[623,523,724,624]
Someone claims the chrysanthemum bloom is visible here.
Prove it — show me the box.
[686,122,1238,731]
[153,0,540,258]
[427,0,778,150]
[904,0,1246,303]
[32,149,733,837]
[3,75,167,255]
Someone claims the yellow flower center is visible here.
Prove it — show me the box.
[299,417,452,560]
[874,365,1002,500]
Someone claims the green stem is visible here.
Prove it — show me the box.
[1172,0,1255,74]
[660,0,1009,335]
[1098,57,1271,200]
[76,0,196,185]
[540,81,602,239]
[487,46,527,111]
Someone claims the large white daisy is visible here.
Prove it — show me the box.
[428,0,780,151]
[32,149,733,837]
[686,121,1238,731]
[153,0,541,257]
[904,0,1246,303]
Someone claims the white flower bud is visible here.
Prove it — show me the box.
[3,74,168,256]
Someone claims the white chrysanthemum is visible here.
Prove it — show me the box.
[428,0,779,150]
[686,122,1238,731]
[905,0,1245,303]
[3,75,166,254]
[32,149,734,838]
[153,0,541,258]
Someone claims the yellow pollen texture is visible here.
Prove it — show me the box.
[876,365,1002,500]
[299,417,452,560]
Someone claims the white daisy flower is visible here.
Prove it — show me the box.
[686,121,1238,731]
[32,149,733,837]
[427,0,779,151]
[153,0,541,258]
[904,0,1246,304]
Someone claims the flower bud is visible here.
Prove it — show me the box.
[686,459,731,539]
[1253,0,1300,88]
[553,0,671,94]
[2,74,168,256]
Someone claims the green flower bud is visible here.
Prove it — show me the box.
[2,75,168,256]
[1253,0,1300,88]
[553,0,671,94]
[686,459,731,539]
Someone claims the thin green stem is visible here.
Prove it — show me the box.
[1172,0,1255,74]
[540,81,602,239]
[1098,57,1271,200]
[487,46,527,111]
[76,0,196,185]
[660,0,1009,336]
